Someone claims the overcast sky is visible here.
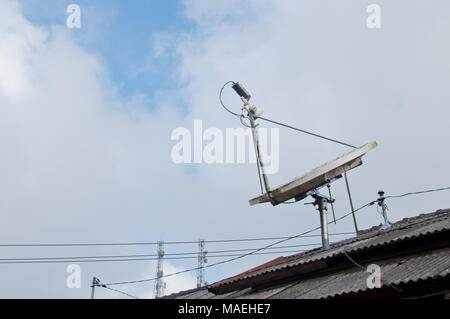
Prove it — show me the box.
[0,0,449,299]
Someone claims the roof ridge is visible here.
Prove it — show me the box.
[357,208,450,236]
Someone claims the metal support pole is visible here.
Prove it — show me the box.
[248,112,264,194]
[327,184,336,224]
[316,197,330,250]
[344,171,359,233]
[248,111,271,195]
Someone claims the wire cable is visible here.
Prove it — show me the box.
[0,233,353,247]
[219,81,240,117]
[5,251,325,265]
[342,250,403,292]
[384,186,450,200]
[239,115,252,128]
[97,185,449,287]
[102,199,378,286]
[2,187,447,264]
[98,284,140,299]
[0,244,321,263]
[102,226,321,286]
[0,250,320,265]
[219,81,357,149]
[257,116,357,149]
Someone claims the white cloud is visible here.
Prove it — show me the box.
[97,262,197,299]
[139,262,197,299]
[1,0,449,298]
[0,0,47,97]
[163,263,198,296]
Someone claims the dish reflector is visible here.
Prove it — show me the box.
[249,141,378,206]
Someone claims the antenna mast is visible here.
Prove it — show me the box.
[311,193,334,250]
[153,241,166,298]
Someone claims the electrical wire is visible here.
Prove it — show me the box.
[0,244,321,263]
[219,81,240,117]
[0,233,354,247]
[102,226,321,286]
[89,185,450,293]
[342,250,403,292]
[0,187,446,264]
[0,250,318,265]
[102,199,378,286]
[2,187,447,288]
[99,284,140,299]
[384,186,450,200]
[239,115,252,128]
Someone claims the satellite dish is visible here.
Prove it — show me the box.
[249,141,378,206]
[221,81,378,250]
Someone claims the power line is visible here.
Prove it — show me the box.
[103,197,379,287]
[3,186,447,266]
[103,227,323,286]
[102,228,321,286]
[0,243,322,263]
[97,185,450,290]
[0,250,312,265]
[385,186,450,200]
[0,233,354,247]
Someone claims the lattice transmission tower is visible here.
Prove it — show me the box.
[153,241,166,298]
[197,239,208,287]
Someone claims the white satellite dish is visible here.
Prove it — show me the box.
[248,141,377,250]
[249,141,378,206]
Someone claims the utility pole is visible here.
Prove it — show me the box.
[153,241,165,298]
[197,239,208,288]
[91,277,100,299]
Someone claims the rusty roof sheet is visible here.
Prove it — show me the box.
[210,209,450,291]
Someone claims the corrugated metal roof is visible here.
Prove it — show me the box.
[268,248,450,299]
[210,256,292,287]
[163,209,450,299]
[164,247,450,299]
[210,209,450,292]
